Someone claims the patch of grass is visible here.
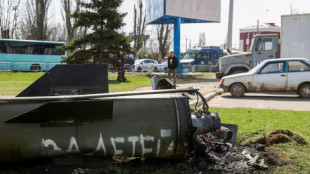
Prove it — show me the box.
[209,107,310,174]
[0,72,44,95]
[201,72,215,78]
[108,73,152,92]
[0,72,196,95]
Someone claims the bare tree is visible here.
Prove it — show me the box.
[35,0,51,40]
[0,0,21,39]
[20,1,36,40]
[198,32,206,47]
[20,0,51,40]
[155,24,172,62]
[48,23,66,41]
[61,0,81,43]
[133,0,146,54]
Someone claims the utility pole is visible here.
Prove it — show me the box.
[186,38,187,51]
[227,0,234,50]
[257,19,259,33]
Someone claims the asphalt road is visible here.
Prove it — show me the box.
[208,92,310,111]
[139,78,310,111]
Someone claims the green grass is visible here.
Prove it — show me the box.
[0,72,196,95]
[108,73,152,92]
[201,72,216,78]
[0,72,44,95]
[209,108,310,174]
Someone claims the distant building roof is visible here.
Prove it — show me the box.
[240,23,280,33]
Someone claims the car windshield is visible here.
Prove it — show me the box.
[135,60,144,64]
[183,53,198,59]
[248,62,265,73]
[304,59,310,65]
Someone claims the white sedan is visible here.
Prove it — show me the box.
[158,61,168,72]
[132,59,159,72]
[220,58,310,98]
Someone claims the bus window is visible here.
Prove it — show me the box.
[33,44,45,55]
[8,42,28,54]
[45,44,65,55]
[0,41,7,53]
[219,53,223,57]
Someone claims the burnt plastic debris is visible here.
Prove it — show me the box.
[183,131,275,174]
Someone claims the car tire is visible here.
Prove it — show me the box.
[299,84,310,99]
[153,67,158,72]
[137,67,142,72]
[230,83,245,97]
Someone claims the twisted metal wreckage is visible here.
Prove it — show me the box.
[0,87,237,163]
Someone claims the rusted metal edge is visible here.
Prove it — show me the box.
[0,87,200,103]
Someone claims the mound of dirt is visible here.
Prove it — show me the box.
[254,129,307,146]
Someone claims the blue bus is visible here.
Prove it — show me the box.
[0,39,66,71]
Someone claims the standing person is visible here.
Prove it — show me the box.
[117,50,127,82]
[167,51,179,84]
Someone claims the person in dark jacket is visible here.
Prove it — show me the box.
[117,50,126,82]
[167,51,179,84]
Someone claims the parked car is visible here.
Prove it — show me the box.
[180,47,224,72]
[219,58,310,98]
[158,61,168,72]
[132,59,159,72]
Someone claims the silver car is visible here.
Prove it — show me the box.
[132,59,159,72]
[220,58,310,98]
[158,61,168,72]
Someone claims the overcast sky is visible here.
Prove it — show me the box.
[119,0,310,51]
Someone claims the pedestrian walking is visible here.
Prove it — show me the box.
[117,50,127,82]
[167,51,179,84]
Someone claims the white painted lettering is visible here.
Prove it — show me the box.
[160,129,172,137]
[67,137,79,152]
[128,136,139,156]
[140,134,154,157]
[156,139,161,156]
[111,137,124,155]
[42,138,62,151]
[96,133,107,156]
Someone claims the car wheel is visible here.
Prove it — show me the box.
[230,83,245,97]
[153,67,158,72]
[137,67,142,72]
[299,84,310,99]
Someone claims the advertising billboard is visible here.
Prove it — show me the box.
[146,0,165,24]
[165,0,221,22]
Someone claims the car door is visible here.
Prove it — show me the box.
[196,53,208,65]
[287,60,310,91]
[213,53,219,65]
[147,60,154,70]
[252,37,276,65]
[252,61,288,92]
[141,60,148,71]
